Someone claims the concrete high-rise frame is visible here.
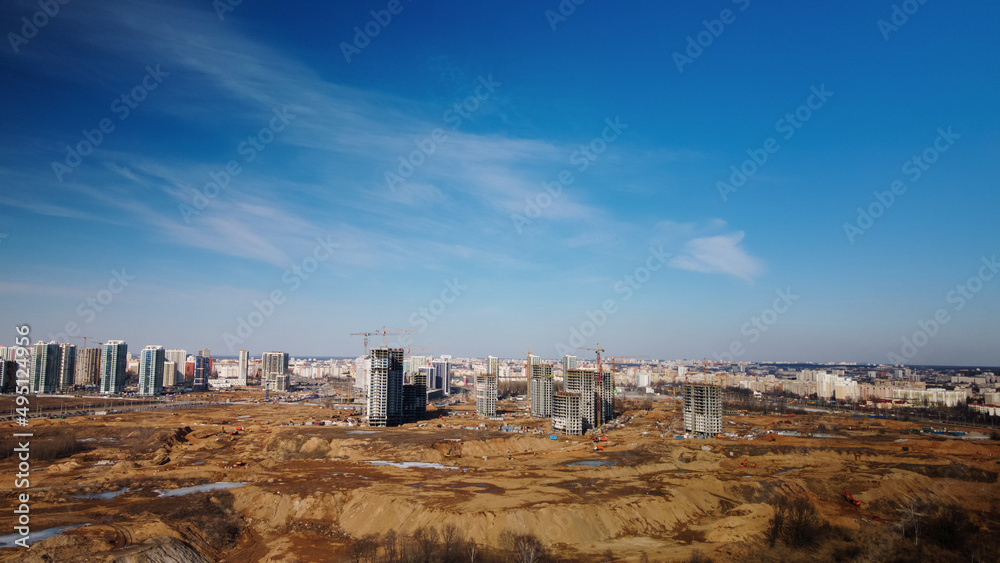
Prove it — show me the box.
[262,352,289,385]
[75,347,99,386]
[58,343,76,391]
[238,350,250,386]
[565,369,597,431]
[600,370,615,424]
[476,373,498,417]
[552,392,583,435]
[683,383,722,436]
[529,364,553,417]
[368,346,404,427]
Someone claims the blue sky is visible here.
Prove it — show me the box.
[1,0,998,365]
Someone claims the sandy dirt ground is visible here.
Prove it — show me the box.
[1,394,998,562]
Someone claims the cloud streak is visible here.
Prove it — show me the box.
[668,231,764,281]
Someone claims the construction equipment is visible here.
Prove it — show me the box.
[740,458,756,468]
[70,336,95,348]
[407,345,441,357]
[843,491,861,507]
[350,332,376,353]
[374,326,412,347]
[579,344,606,426]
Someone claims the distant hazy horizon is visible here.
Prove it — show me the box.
[2,1,997,366]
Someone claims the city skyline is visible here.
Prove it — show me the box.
[2,1,999,365]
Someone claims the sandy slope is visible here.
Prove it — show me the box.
[1,398,997,561]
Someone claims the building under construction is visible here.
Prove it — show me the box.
[528,363,553,417]
[564,369,597,431]
[475,373,498,417]
[367,346,404,427]
[552,391,583,435]
[402,371,427,424]
[683,383,722,436]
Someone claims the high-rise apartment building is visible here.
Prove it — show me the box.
[75,347,99,386]
[487,356,500,377]
[238,349,249,386]
[565,369,597,431]
[193,356,210,391]
[367,346,404,427]
[562,354,577,373]
[683,384,722,436]
[163,361,176,387]
[432,358,451,395]
[1,360,16,393]
[402,369,427,424]
[164,349,186,386]
[139,345,165,396]
[404,355,428,375]
[476,373,498,417]
[526,354,540,378]
[100,340,128,394]
[262,351,289,386]
[552,392,583,435]
[58,343,76,391]
[600,369,615,424]
[529,363,553,417]
[30,341,60,394]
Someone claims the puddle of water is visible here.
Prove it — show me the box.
[567,460,617,467]
[447,482,501,493]
[154,482,247,497]
[75,488,130,500]
[367,461,456,470]
[0,525,86,548]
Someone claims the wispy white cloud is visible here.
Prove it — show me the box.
[668,231,764,281]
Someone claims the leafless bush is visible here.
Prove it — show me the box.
[499,530,547,563]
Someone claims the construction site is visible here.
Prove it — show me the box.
[1,389,999,562]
